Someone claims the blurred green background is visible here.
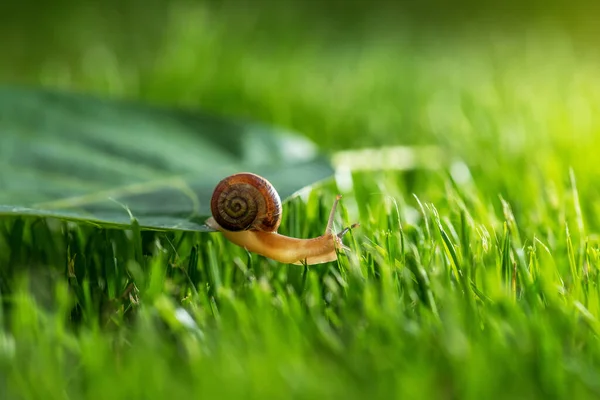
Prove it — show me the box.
[2,0,599,147]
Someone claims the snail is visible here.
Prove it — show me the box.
[204,172,358,265]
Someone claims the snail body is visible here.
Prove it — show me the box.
[205,172,355,265]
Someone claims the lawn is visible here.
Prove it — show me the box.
[2,1,600,399]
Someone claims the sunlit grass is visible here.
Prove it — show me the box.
[2,1,600,399]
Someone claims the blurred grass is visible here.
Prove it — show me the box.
[3,0,600,399]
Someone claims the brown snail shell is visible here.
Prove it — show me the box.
[210,172,282,232]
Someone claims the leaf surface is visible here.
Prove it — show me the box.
[0,86,334,231]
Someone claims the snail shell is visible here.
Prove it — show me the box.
[210,172,282,232]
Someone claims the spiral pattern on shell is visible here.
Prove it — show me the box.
[210,173,282,232]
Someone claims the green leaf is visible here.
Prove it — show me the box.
[0,86,334,231]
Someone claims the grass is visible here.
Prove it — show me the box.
[3,1,600,399]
